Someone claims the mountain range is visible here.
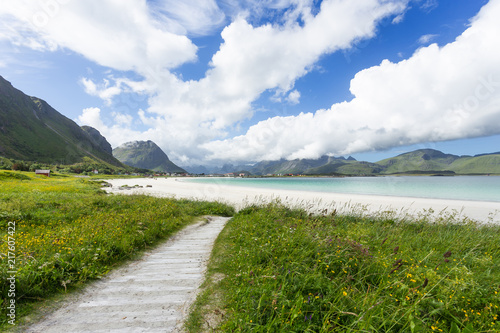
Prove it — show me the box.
[376,149,500,174]
[185,149,500,175]
[113,141,186,173]
[0,75,185,173]
[1,74,498,175]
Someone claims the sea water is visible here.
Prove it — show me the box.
[186,176,500,202]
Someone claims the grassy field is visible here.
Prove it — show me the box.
[2,171,499,332]
[186,203,500,332]
[0,171,234,329]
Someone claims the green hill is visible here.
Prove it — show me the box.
[247,156,382,176]
[304,160,384,175]
[448,153,500,174]
[0,75,123,167]
[240,149,500,176]
[376,149,500,175]
[376,149,460,174]
[81,125,112,155]
[113,141,186,173]
[251,156,330,175]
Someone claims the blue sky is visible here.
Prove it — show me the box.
[1,0,499,166]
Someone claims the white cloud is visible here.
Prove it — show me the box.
[1,0,494,168]
[286,90,301,104]
[418,0,438,12]
[76,107,143,148]
[392,13,405,24]
[122,0,407,164]
[77,107,105,129]
[80,78,122,105]
[418,33,437,44]
[112,112,133,126]
[206,0,406,96]
[202,0,500,162]
[149,1,404,152]
[149,0,226,36]
[0,0,198,73]
[80,75,153,106]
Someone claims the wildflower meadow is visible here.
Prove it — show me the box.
[1,170,499,332]
[187,202,500,332]
[0,171,233,329]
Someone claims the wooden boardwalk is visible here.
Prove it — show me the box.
[26,217,230,333]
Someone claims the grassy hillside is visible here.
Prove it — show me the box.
[0,76,123,167]
[251,156,356,175]
[81,125,112,155]
[244,149,499,176]
[377,149,500,175]
[448,154,500,174]
[305,161,384,175]
[376,149,459,174]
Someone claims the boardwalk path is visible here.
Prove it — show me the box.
[26,216,230,333]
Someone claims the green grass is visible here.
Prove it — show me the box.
[2,171,499,332]
[186,202,500,332]
[0,171,234,329]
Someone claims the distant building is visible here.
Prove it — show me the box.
[35,169,50,177]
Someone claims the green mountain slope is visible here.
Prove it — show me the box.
[376,149,460,174]
[81,125,112,155]
[303,159,384,175]
[0,75,123,166]
[248,156,383,175]
[113,141,186,173]
[448,154,500,174]
[250,156,346,175]
[376,149,500,174]
[241,149,499,176]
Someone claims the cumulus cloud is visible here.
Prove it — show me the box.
[80,76,152,106]
[7,0,497,166]
[222,0,315,23]
[111,112,133,126]
[286,90,301,104]
[0,0,198,73]
[73,0,405,164]
[6,0,406,164]
[80,78,123,105]
[139,0,407,162]
[203,0,500,161]
[77,107,143,147]
[77,107,105,130]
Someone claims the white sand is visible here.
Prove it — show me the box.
[104,177,500,224]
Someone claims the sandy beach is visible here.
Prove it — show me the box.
[104,177,500,224]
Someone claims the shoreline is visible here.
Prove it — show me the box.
[104,177,500,224]
[183,176,500,203]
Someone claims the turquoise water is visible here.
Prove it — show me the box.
[186,176,500,202]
